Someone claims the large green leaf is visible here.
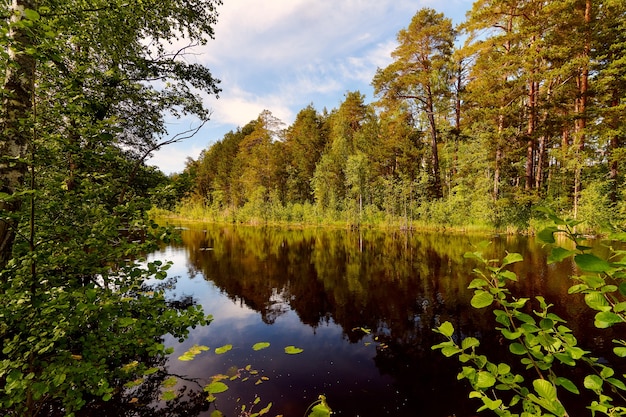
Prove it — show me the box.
[584,375,603,391]
[475,371,496,389]
[556,377,579,394]
[537,226,559,244]
[533,379,557,401]
[594,312,623,328]
[584,292,611,312]
[502,252,523,266]
[471,290,494,309]
[575,253,612,273]
[548,247,576,264]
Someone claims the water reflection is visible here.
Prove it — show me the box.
[155,225,622,417]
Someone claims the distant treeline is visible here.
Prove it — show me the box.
[163,3,625,232]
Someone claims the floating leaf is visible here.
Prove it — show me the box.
[258,402,272,415]
[204,381,229,394]
[252,342,270,351]
[284,346,304,355]
[162,377,178,388]
[215,344,233,355]
[161,390,176,401]
[178,344,209,361]
[143,367,159,375]
[307,395,332,417]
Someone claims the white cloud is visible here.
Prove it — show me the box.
[153,0,474,173]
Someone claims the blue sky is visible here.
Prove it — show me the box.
[150,0,474,174]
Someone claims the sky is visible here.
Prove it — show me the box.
[150,0,474,174]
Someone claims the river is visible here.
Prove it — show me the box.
[147,223,623,417]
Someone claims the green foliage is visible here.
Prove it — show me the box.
[433,208,626,416]
[0,0,221,415]
[305,395,332,417]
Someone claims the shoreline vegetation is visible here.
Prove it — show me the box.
[150,203,604,238]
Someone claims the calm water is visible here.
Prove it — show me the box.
[147,224,622,417]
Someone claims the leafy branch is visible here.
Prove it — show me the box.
[433,208,626,416]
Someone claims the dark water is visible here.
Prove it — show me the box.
[147,224,623,417]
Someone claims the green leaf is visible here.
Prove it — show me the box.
[258,402,273,415]
[437,321,455,337]
[215,344,233,355]
[468,278,487,289]
[537,227,559,244]
[462,337,480,350]
[608,378,626,391]
[502,253,523,266]
[613,347,626,357]
[204,381,229,394]
[575,253,612,273]
[475,371,496,389]
[499,270,518,281]
[548,247,576,264]
[594,311,623,328]
[584,375,603,391]
[441,346,462,357]
[178,344,209,361]
[23,8,40,21]
[533,379,557,401]
[284,346,304,355]
[161,390,176,401]
[510,343,527,355]
[471,290,494,309]
[501,329,522,340]
[556,377,579,394]
[308,401,332,417]
[252,342,270,351]
[584,293,611,312]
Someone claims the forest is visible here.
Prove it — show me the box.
[170,1,626,233]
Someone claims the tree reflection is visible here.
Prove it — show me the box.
[173,224,624,415]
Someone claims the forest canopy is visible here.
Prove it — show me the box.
[178,0,626,232]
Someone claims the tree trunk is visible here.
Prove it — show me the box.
[525,79,537,190]
[608,90,621,204]
[0,0,37,273]
[573,0,592,218]
[426,87,443,199]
